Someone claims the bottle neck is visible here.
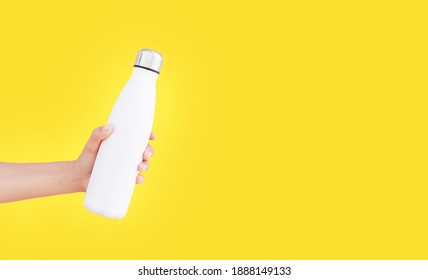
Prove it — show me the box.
[132,66,159,81]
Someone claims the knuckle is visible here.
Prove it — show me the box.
[92,127,103,138]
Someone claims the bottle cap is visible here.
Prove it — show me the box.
[134,49,163,74]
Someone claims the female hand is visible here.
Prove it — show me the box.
[73,124,155,192]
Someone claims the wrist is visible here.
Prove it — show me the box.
[69,160,89,193]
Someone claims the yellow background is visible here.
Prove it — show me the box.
[0,0,427,259]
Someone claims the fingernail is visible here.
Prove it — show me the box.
[147,151,153,158]
[103,123,114,133]
[138,163,147,172]
[137,175,144,184]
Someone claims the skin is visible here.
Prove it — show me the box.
[0,123,155,203]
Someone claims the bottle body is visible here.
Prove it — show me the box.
[84,67,158,219]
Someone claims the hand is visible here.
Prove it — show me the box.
[73,124,155,192]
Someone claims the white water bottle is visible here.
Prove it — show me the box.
[84,49,163,219]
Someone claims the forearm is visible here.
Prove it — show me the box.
[0,161,84,203]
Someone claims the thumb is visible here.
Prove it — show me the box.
[82,123,114,156]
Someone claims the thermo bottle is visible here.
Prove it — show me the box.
[84,49,163,219]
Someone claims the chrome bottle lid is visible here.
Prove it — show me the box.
[134,49,163,74]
